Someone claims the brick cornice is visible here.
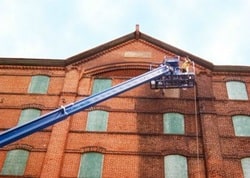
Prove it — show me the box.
[0,64,64,71]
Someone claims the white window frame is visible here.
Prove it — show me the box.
[164,155,188,178]
[226,81,248,100]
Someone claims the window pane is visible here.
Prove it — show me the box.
[86,110,108,131]
[163,113,184,134]
[226,81,248,100]
[164,155,188,178]
[18,108,41,125]
[242,158,250,177]
[233,115,250,136]
[78,152,103,178]
[28,75,50,94]
[1,149,29,176]
[92,79,112,94]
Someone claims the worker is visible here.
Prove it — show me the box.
[181,57,192,73]
[162,55,168,66]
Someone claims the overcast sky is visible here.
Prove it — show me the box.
[0,0,250,66]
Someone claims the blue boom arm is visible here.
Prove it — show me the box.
[0,64,171,147]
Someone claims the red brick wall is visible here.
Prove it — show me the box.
[0,39,249,178]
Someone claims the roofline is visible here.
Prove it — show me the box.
[0,28,249,72]
[139,32,214,69]
[213,65,250,72]
[0,57,65,67]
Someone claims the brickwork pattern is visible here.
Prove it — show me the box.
[0,39,249,177]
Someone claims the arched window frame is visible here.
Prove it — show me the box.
[163,112,185,134]
[28,75,50,94]
[18,108,41,125]
[78,152,104,178]
[241,157,250,177]
[0,149,29,176]
[92,78,112,94]
[226,81,248,100]
[164,154,188,178]
[232,115,250,136]
[86,110,109,131]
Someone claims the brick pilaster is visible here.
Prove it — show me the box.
[200,112,225,177]
[40,68,80,178]
[197,73,225,177]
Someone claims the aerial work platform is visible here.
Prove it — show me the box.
[150,57,195,89]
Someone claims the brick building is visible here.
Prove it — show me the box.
[0,26,250,178]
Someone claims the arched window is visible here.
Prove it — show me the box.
[164,155,188,178]
[18,108,41,125]
[78,152,103,178]
[28,75,50,94]
[226,81,248,100]
[92,78,112,94]
[232,115,250,136]
[241,158,250,177]
[163,113,185,134]
[86,110,109,131]
[0,149,29,176]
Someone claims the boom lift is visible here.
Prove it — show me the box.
[0,57,195,147]
[150,57,195,89]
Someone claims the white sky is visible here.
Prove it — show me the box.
[0,0,250,66]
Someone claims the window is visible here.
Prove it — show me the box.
[164,155,188,178]
[28,75,50,94]
[226,81,248,100]
[78,152,103,178]
[1,149,29,176]
[232,115,250,136]
[163,113,184,134]
[86,110,108,131]
[18,108,41,125]
[241,158,250,177]
[92,79,112,94]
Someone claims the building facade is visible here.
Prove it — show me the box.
[0,27,250,178]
